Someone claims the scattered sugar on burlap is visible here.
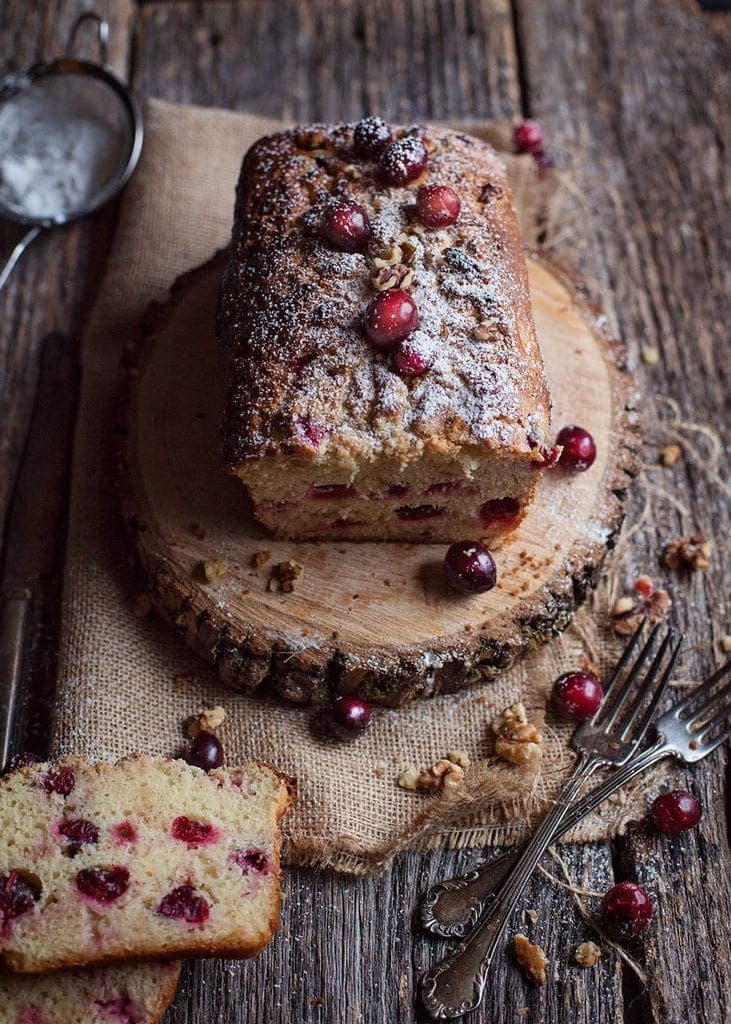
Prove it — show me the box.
[53,99,663,874]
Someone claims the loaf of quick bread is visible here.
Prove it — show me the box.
[0,756,295,974]
[217,119,551,544]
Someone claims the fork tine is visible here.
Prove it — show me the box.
[623,634,683,742]
[600,623,662,729]
[694,695,731,743]
[696,726,731,757]
[687,678,731,729]
[614,626,675,741]
[600,621,648,705]
[675,660,731,717]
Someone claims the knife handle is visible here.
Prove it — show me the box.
[0,588,31,771]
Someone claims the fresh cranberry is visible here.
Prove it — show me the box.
[330,696,372,738]
[157,885,210,925]
[307,484,358,500]
[319,199,372,252]
[231,847,272,876]
[556,425,596,472]
[0,871,40,929]
[651,790,702,835]
[513,119,544,154]
[416,184,461,228]
[443,541,497,594]
[600,882,653,939]
[113,821,138,844]
[42,766,75,796]
[186,731,224,771]
[551,671,604,722]
[395,504,444,521]
[76,866,129,904]
[59,818,99,845]
[353,116,393,158]
[364,290,419,348]
[393,336,432,377]
[171,816,218,846]
[94,995,144,1024]
[537,444,562,469]
[479,497,521,530]
[379,136,428,186]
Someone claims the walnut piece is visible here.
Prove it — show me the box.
[660,444,682,468]
[397,765,420,791]
[574,940,602,968]
[513,934,548,985]
[372,263,414,292]
[200,559,229,583]
[641,345,660,365]
[269,560,304,593]
[185,705,227,738]
[417,759,465,792]
[251,549,271,570]
[492,703,542,766]
[663,533,712,571]
[611,576,672,635]
[446,749,471,770]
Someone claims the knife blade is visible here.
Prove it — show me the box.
[0,330,79,768]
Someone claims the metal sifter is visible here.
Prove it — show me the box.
[0,11,143,292]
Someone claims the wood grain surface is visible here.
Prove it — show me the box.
[0,2,728,1023]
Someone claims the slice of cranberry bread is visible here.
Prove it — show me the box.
[217,119,551,544]
[0,756,295,974]
[0,961,180,1024]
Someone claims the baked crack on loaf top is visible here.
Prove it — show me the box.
[218,121,551,544]
[0,756,295,974]
[0,960,181,1024]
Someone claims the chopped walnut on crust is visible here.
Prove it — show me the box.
[663,533,712,572]
[513,934,548,985]
[660,444,682,468]
[611,576,672,635]
[492,703,542,766]
[372,263,414,291]
[199,558,230,583]
[417,759,465,792]
[574,940,602,968]
[185,705,226,738]
[251,549,271,570]
[268,560,304,593]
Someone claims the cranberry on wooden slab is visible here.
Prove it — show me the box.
[513,119,544,154]
[379,136,428,185]
[330,696,372,738]
[600,881,653,939]
[364,289,418,348]
[186,731,223,771]
[157,885,210,925]
[551,671,604,722]
[416,184,461,228]
[556,425,597,472]
[353,116,393,158]
[319,199,371,252]
[651,790,702,835]
[443,541,497,594]
[76,866,130,904]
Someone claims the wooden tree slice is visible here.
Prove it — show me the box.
[121,252,639,707]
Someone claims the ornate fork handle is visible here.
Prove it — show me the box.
[422,738,668,938]
[421,757,594,1019]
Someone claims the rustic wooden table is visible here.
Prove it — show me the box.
[1,2,729,1022]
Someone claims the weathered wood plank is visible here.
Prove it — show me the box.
[514,2,730,1021]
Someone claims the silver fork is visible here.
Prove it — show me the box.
[420,624,680,1020]
[422,656,731,939]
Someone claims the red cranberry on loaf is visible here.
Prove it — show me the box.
[353,116,393,158]
[319,198,372,252]
[416,184,461,227]
[364,290,419,348]
[379,136,428,185]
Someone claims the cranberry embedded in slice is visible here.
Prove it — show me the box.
[353,116,393,158]
[42,766,75,796]
[306,484,358,500]
[319,199,372,252]
[231,847,273,876]
[551,671,604,722]
[59,818,99,846]
[416,184,461,228]
[94,996,144,1024]
[0,871,40,930]
[364,290,419,348]
[76,866,129,904]
[395,504,444,521]
[330,696,372,738]
[393,336,433,378]
[600,881,653,939]
[513,119,544,154]
[171,816,218,846]
[186,731,224,771]
[157,885,210,925]
[443,541,497,594]
[650,790,702,835]
[295,416,328,450]
[379,136,428,186]
[556,425,597,472]
[113,821,138,844]
[479,497,521,530]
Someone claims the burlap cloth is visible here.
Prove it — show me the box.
[52,99,657,874]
